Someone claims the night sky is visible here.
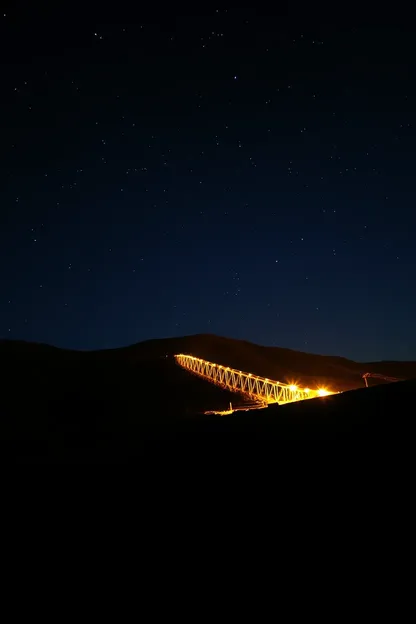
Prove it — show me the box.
[1,4,415,361]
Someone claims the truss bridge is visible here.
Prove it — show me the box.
[175,354,332,405]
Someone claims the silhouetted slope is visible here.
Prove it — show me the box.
[360,360,416,380]
[216,378,416,438]
[0,340,241,415]
[1,336,415,460]
[88,334,416,391]
[2,334,416,393]
[89,333,360,390]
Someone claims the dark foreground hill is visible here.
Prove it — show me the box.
[1,334,415,461]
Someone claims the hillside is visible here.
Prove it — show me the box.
[83,333,416,392]
[1,334,416,460]
[2,333,416,394]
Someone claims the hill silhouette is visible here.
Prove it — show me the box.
[1,334,415,461]
[82,333,416,391]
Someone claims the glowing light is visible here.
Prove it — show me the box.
[317,388,330,396]
[289,385,298,392]
[304,388,310,394]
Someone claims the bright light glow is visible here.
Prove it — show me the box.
[289,385,298,392]
[304,388,310,393]
[317,388,330,396]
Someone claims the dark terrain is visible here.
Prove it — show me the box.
[1,334,415,462]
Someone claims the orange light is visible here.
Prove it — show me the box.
[289,385,298,392]
[317,388,330,396]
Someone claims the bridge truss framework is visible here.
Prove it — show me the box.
[175,354,327,405]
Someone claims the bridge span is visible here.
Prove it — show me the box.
[175,354,332,406]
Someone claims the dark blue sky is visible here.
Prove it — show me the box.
[1,4,415,361]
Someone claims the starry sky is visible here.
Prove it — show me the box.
[1,4,415,361]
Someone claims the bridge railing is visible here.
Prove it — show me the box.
[174,353,322,405]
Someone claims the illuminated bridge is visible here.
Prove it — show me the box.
[175,354,332,406]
